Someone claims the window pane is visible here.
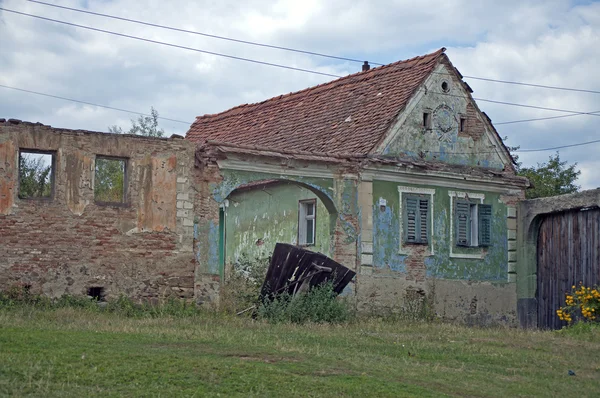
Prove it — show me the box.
[95,158,126,203]
[19,151,53,199]
[306,202,314,216]
[306,219,314,244]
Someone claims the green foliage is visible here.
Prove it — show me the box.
[519,152,580,199]
[257,282,353,324]
[0,285,203,319]
[18,152,52,199]
[220,254,270,314]
[108,107,165,137]
[94,158,125,203]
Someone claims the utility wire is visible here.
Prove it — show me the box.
[424,138,600,155]
[23,0,600,95]
[0,8,342,78]
[3,82,599,155]
[24,0,371,66]
[495,111,600,125]
[0,84,193,125]
[432,72,600,95]
[4,7,599,120]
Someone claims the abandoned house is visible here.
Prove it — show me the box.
[0,48,531,324]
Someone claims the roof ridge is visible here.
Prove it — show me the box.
[193,48,446,122]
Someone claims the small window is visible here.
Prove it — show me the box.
[18,150,54,199]
[298,200,316,246]
[441,81,450,93]
[455,200,492,247]
[95,156,126,204]
[460,117,466,132]
[403,194,429,244]
[423,112,432,129]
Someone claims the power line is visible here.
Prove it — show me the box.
[0,8,342,79]
[424,139,600,156]
[4,7,599,122]
[23,0,600,95]
[0,84,193,125]
[3,83,599,155]
[432,72,600,95]
[472,97,600,117]
[495,111,600,125]
[24,0,371,66]
[517,139,600,153]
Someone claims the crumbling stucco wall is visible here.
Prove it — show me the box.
[377,62,511,171]
[225,182,332,266]
[0,120,196,300]
[356,176,523,326]
[192,149,361,304]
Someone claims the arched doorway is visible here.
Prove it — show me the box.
[218,179,338,278]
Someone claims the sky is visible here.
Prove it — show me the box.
[1,0,599,188]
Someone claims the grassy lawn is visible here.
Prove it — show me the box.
[0,308,598,397]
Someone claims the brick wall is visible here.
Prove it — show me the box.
[0,120,197,300]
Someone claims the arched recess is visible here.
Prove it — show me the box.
[217,178,339,279]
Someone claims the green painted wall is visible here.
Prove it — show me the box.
[224,182,331,266]
[372,180,509,281]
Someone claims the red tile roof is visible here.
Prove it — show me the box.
[186,48,447,155]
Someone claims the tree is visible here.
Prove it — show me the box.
[19,153,52,199]
[94,158,125,203]
[108,107,165,137]
[518,152,581,199]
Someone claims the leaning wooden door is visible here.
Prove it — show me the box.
[537,208,600,329]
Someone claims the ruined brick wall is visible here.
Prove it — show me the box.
[0,120,197,300]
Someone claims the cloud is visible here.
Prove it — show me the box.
[1,0,598,187]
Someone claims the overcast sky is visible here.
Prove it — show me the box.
[1,0,599,188]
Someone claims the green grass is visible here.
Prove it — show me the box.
[0,307,598,397]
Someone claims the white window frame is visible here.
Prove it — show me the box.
[298,199,316,246]
[449,191,485,259]
[398,186,435,255]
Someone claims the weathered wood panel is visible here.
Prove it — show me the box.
[537,208,600,329]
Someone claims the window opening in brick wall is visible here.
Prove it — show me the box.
[460,117,466,132]
[18,150,55,199]
[95,156,127,204]
[298,199,316,246]
[87,287,105,301]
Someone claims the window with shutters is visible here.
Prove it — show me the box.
[454,199,492,247]
[298,199,316,246]
[403,194,430,245]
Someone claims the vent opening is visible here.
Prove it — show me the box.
[87,287,105,301]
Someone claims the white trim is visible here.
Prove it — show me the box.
[217,158,337,179]
[398,186,435,255]
[448,190,485,259]
[361,166,525,192]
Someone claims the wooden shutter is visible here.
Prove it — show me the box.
[405,196,418,243]
[455,200,470,246]
[404,195,429,244]
[419,198,429,244]
[478,204,492,246]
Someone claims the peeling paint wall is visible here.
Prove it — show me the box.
[192,156,361,302]
[379,63,507,170]
[357,178,521,325]
[0,121,196,300]
[225,182,331,267]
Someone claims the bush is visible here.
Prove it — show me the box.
[257,282,352,324]
[557,283,600,325]
[0,284,204,318]
[220,254,269,314]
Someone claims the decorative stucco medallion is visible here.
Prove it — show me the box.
[433,104,457,143]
